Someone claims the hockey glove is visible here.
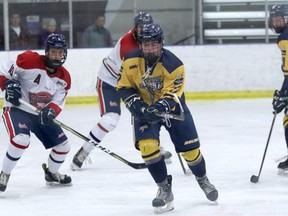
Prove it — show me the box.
[272,90,288,114]
[147,99,171,114]
[125,95,149,123]
[145,99,171,124]
[4,79,22,106]
[39,106,56,125]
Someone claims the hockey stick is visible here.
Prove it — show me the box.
[19,99,147,170]
[250,112,277,183]
[155,111,184,121]
[177,153,192,176]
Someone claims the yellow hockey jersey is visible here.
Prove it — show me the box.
[117,49,185,106]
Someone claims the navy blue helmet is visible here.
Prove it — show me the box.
[45,33,68,52]
[138,24,164,44]
[134,12,153,28]
[138,24,164,65]
[45,34,68,70]
[269,4,288,33]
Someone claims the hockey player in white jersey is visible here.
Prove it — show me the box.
[0,34,72,192]
[71,12,172,170]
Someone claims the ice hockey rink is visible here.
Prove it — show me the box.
[0,98,288,216]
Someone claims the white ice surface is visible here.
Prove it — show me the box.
[0,99,288,216]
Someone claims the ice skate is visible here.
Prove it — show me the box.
[0,171,10,192]
[160,147,172,164]
[152,175,174,214]
[196,175,218,202]
[42,163,72,186]
[278,158,288,176]
[71,147,91,170]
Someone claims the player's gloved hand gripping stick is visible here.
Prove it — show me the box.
[19,98,147,170]
[152,93,185,121]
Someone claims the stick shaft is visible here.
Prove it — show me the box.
[177,153,187,174]
[254,112,277,181]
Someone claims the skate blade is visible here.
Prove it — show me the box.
[46,181,73,187]
[154,202,174,214]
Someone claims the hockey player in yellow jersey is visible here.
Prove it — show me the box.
[117,23,218,213]
[270,4,288,175]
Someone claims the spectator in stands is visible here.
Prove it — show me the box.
[9,11,31,50]
[81,15,113,48]
[38,18,58,49]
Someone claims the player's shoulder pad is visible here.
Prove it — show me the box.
[278,27,288,42]
[123,49,141,61]
[16,51,45,70]
[161,48,183,74]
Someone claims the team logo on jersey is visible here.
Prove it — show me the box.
[29,92,53,109]
[140,76,163,92]
[129,64,138,70]
[56,80,67,88]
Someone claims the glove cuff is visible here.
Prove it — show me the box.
[124,94,140,109]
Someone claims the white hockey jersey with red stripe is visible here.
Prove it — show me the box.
[0,50,71,116]
[98,28,139,87]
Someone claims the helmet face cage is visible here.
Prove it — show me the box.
[45,34,68,70]
[134,12,153,28]
[269,4,288,33]
[139,24,164,65]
